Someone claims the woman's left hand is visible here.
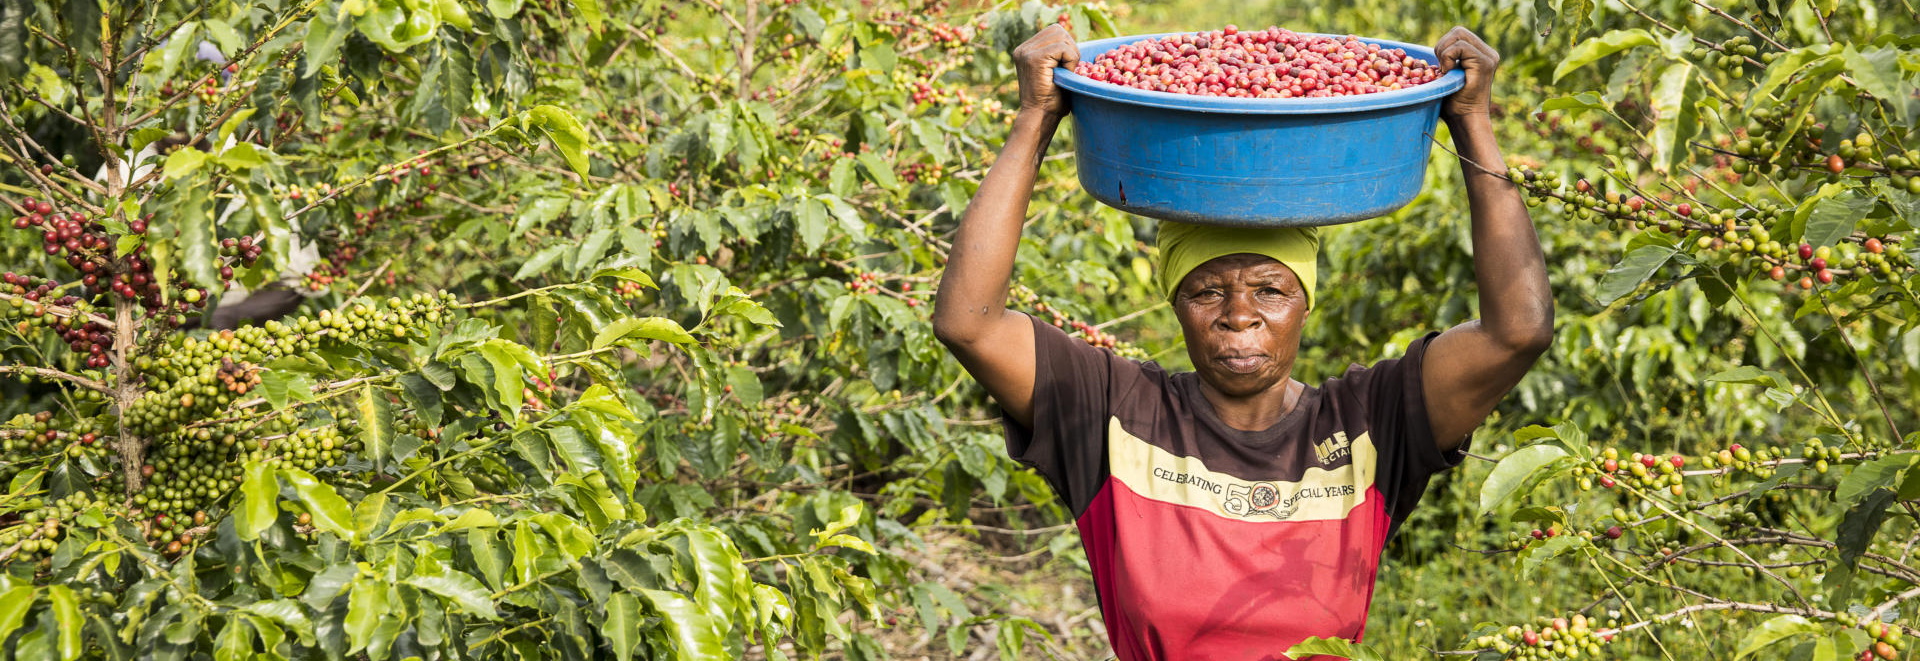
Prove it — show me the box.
[1436,26,1500,121]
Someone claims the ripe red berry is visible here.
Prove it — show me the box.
[1575,179,1592,193]
[1799,243,1814,260]
[1865,238,1884,254]
[1769,266,1785,281]
[1641,455,1658,468]
[1810,257,1827,271]
[1626,196,1645,212]
[1827,154,1846,173]
[1817,269,1834,284]
[1530,528,1544,540]
[1599,475,1617,488]
[1523,630,1540,645]
[1670,455,1685,468]
[1675,203,1692,217]
[1605,526,1622,539]
[1602,458,1618,472]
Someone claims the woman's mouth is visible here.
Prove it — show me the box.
[1216,354,1268,374]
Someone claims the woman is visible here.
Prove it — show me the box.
[931,24,1552,659]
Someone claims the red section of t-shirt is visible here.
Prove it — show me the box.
[1078,478,1393,661]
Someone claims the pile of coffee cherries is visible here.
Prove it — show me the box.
[1072,26,1442,98]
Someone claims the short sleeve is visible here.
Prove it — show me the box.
[1001,315,1141,518]
[1350,332,1467,536]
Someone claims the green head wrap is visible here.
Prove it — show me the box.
[1156,222,1321,309]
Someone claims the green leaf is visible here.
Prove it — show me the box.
[344,579,388,655]
[215,142,267,170]
[513,245,568,280]
[1836,455,1916,506]
[1479,444,1571,514]
[856,152,898,190]
[397,374,443,429]
[259,368,314,411]
[1553,29,1657,81]
[236,461,279,541]
[1736,615,1824,659]
[857,42,896,72]
[434,0,472,30]
[354,491,389,538]
[129,127,172,156]
[528,105,592,178]
[1648,61,1698,173]
[828,156,858,197]
[354,0,443,51]
[606,592,643,661]
[304,10,350,77]
[571,228,616,274]
[486,0,522,18]
[47,585,80,660]
[1749,47,1839,110]
[281,468,357,543]
[639,589,727,661]
[589,267,657,289]
[1596,244,1679,304]
[1283,636,1385,661]
[439,508,499,532]
[177,183,219,290]
[1705,366,1787,387]
[241,600,317,647]
[1841,46,1908,116]
[796,198,830,253]
[1803,189,1875,249]
[357,387,395,470]
[593,317,695,350]
[214,616,252,661]
[1538,91,1609,112]
[404,572,499,620]
[571,0,603,32]
[1827,489,1897,604]
[0,586,34,643]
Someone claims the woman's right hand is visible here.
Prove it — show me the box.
[1013,25,1079,120]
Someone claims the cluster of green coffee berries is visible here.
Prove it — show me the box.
[1472,615,1617,659]
[125,293,455,435]
[244,424,350,472]
[0,491,102,560]
[1690,34,1764,74]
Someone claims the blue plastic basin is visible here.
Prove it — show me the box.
[1053,32,1465,227]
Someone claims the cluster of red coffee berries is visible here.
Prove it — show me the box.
[213,357,261,394]
[901,162,945,185]
[1579,448,1691,496]
[1001,284,1144,356]
[1073,26,1442,98]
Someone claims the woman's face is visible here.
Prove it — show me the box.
[1172,254,1309,398]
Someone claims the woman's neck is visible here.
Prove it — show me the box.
[1198,378,1303,432]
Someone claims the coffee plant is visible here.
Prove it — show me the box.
[1375,0,1920,659]
[0,0,1139,658]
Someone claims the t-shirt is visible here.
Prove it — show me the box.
[1003,315,1467,660]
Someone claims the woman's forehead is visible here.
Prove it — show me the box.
[1184,254,1297,284]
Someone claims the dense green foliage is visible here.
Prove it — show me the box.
[0,0,1917,659]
